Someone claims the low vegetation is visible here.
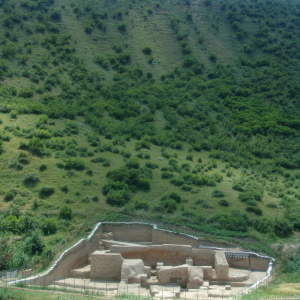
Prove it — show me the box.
[0,0,300,295]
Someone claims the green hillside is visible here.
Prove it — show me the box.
[1,0,300,292]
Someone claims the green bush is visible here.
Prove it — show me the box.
[36,115,49,128]
[212,190,225,198]
[39,164,47,172]
[59,205,73,220]
[23,230,45,255]
[274,218,293,238]
[24,174,40,187]
[142,46,152,55]
[246,206,262,216]
[218,199,229,207]
[106,190,131,206]
[10,110,18,119]
[118,22,127,31]
[60,185,69,193]
[162,172,174,179]
[4,190,17,202]
[65,121,79,135]
[163,199,177,213]
[18,152,30,165]
[170,177,184,186]
[65,158,85,170]
[135,201,149,210]
[39,185,55,198]
[41,218,57,235]
[126,158,140,169]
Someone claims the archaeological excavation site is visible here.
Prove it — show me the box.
[11,223,274,299]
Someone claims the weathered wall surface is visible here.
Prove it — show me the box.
[111,244,193,268]
[249,255,270,271]
[152,229,200,247]
[102,223,153,242]
[90,251,123,280]
[226,252,250,269]
[192,249,215,267]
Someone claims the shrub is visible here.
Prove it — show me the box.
[163,199,177,213]
[145,162,158,169]
[51,9,62,20]
[18,152,30,165]
[274,219,293,238]
[162,172,174,179]
[65,121,79,135]
[137,178,150,190]
[170,177,184,186]
[36,115,48,128]
[218,199,229,207]
[24,174,40,187]
[59,205,72,220]
[4,190,17,202]
[246,206,262,216]
[212,190,225,198]
[39,164,47,172]
[169,192,181,203]
[65,158,85,170]
[118,22,127,31]
[10,110,18,119]
[126,158,140,169]
[135,201,149,210]
[106,190,131,206]
[39,185,55,198]
[28,137,44,155]
[92,196,99,202]
[60,185,69,193]
[91,157,105,163]
[142,46,152,55]
[23,230,44,255]
[181,185,193,191]
[41,218,57,235]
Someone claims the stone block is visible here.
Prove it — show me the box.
[90,251,123,280]
[187,266,203,289]
[158,265,189,287]
[202,266,213,279]
[186,258,193,266]
[214,251,229,280]
[121,259,145,284]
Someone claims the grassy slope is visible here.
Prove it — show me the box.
[0,0,300,296]
[0,112,285,220]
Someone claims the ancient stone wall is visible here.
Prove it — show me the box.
[152,229,200,247]
[102,223,153,242]
[226,252,250,269]
[9,222,274,288]
[249,254,270,271]
[192,249,215,267]
[111,244,193,268]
